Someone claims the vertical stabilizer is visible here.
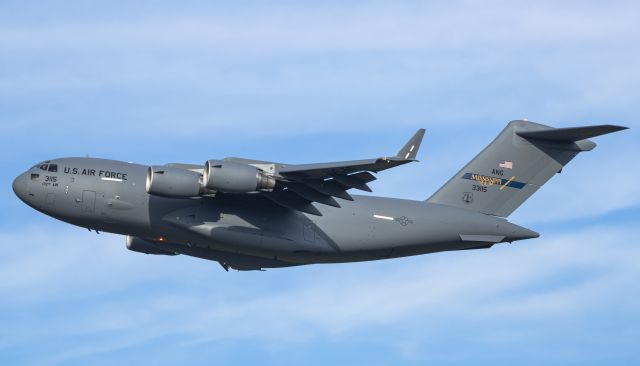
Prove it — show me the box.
[427,120,627,217]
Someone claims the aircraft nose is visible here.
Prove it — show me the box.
[12,173,28,201]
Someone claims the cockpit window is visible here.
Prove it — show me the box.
[48,164,58,172]
[33,161,51,171]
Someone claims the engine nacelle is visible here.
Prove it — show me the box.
[145,166,203,198]
[126,235,177,256]
[203,160,275,193]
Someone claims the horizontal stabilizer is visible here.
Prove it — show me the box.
[516,124,628,142]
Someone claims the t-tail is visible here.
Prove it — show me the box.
[427,120,628,217]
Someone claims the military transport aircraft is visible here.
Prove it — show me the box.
[13,120,627,271]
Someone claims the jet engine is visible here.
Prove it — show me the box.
[203,160,275,193]
[126,235,178,256]
[145,166,203,198]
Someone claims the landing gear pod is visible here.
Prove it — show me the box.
[145,166,203,198]
[126,235,178,256]
[203,160,275,193]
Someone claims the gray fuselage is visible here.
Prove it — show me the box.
[13,157,538,269]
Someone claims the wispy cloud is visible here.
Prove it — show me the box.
[0,228,167,304]
[1,224,638,364]
[1,0,638,170]
[1,2,639,112]
[2,2,638,50]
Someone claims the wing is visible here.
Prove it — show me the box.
[261,128,426,215]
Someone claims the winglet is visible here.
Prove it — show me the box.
[396,128,426,160]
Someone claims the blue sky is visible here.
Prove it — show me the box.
[1,1,639,365]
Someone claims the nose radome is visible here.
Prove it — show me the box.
[12,173,27,200]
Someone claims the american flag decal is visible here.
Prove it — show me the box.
[499,160,513,169]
